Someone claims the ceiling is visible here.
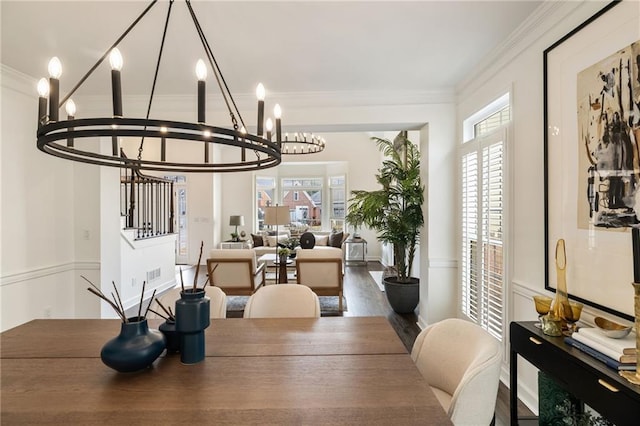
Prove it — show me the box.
[2,0,545,101]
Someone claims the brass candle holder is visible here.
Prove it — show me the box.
[620,282,640,385]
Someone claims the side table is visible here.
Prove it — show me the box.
[344,238,367,266]
[220,240,250,249]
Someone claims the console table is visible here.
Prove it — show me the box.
[510,321,640,425]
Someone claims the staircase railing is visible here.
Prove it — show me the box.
[120,165,174,240]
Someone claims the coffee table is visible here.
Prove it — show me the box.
[258,254,296,283]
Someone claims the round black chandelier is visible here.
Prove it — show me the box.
[280,132,326,155]
[35,0,283,173]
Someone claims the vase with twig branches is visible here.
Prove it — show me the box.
[83,275,166,372]
[175,241,211,364]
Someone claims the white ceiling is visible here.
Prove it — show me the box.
[1,0,545,101]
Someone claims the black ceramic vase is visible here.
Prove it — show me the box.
[158,319,180,353]
[175,289,210,364]
[100,316,166,373]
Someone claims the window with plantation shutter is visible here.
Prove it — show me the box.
[461,107,508,342]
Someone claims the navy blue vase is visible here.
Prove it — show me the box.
[158,319,180,353]
[100,316,166,373]
[175,289,210,364]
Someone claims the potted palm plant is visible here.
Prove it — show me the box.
[345,135,424,313]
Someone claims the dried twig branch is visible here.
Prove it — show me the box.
[155,297,175,321]
[86,287,126,322]
[193,241,204,291]
[112,281,127,323]
[148,308,168,321]
[137,280,146,320]
[143,289,157,319]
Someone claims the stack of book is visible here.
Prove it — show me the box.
[565,327,637,371]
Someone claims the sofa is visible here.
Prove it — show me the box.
[247,230,349,258]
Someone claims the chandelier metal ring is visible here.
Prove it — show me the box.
[37,118,281,173]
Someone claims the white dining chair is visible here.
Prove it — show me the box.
[410,318,502,426]
[147,285,227,319]
[243,284,321,318]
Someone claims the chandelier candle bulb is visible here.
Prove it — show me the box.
[65,99,76,147]
[37,78,49,128]
[265,118,273,141]
[274,104,282,142]
[47,57,62,122]
[256,83,265,136]
[196,59,206,123]
[108,48,123,118]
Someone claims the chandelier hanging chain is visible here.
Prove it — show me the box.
[185,0,245,131]
[58,1,158,108]
[138,0,175,161]
[186,0,266,163]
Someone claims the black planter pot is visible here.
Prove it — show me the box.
[383,277,419,314]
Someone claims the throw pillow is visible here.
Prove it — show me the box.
[329,231,344,248]
[299,232,315,249]
[315,235,329,246]
[251,233,264,247]
[266,235,289,247]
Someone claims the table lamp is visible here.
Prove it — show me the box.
[229,215,245,241]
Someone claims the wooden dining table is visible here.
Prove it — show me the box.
[1,316,451,425]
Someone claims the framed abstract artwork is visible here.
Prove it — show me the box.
[544,0,640,321]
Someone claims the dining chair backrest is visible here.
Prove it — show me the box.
[410,318,502,425]
[295,247,344,311]
[243,284,321,318]
[146,285,227,319]
[207,248,265,295]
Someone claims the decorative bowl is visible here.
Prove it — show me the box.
[594,316,632,339]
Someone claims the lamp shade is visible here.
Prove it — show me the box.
[229,215,245,226]
[264,206,290,226]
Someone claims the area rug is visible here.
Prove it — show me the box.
[368,271,385,292]
[226,295,347,315]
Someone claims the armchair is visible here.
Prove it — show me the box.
[207,248,266,296]
[294,247,344,311]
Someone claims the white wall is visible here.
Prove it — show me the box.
[0,66,79,331]
[456,0,634,412]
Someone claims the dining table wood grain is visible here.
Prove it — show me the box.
[0,316,451,425]
[0,316,407,358]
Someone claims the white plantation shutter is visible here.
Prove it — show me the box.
[461,151,479,323]
[461,129,506,341]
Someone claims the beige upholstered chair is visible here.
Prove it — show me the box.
[243,284,321,318]
[410,318,502,426]
[295,247,344,312]
[147,285,227,319]
[206,249,266,296]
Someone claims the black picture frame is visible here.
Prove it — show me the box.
[544,0,639,321]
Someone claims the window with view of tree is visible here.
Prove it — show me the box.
[254,172,346,233]
[460,97,509,341]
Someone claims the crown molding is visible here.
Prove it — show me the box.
[456,0,584,95]
[0,64,37,97]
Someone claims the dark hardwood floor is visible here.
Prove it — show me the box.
[177,261,533,425]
